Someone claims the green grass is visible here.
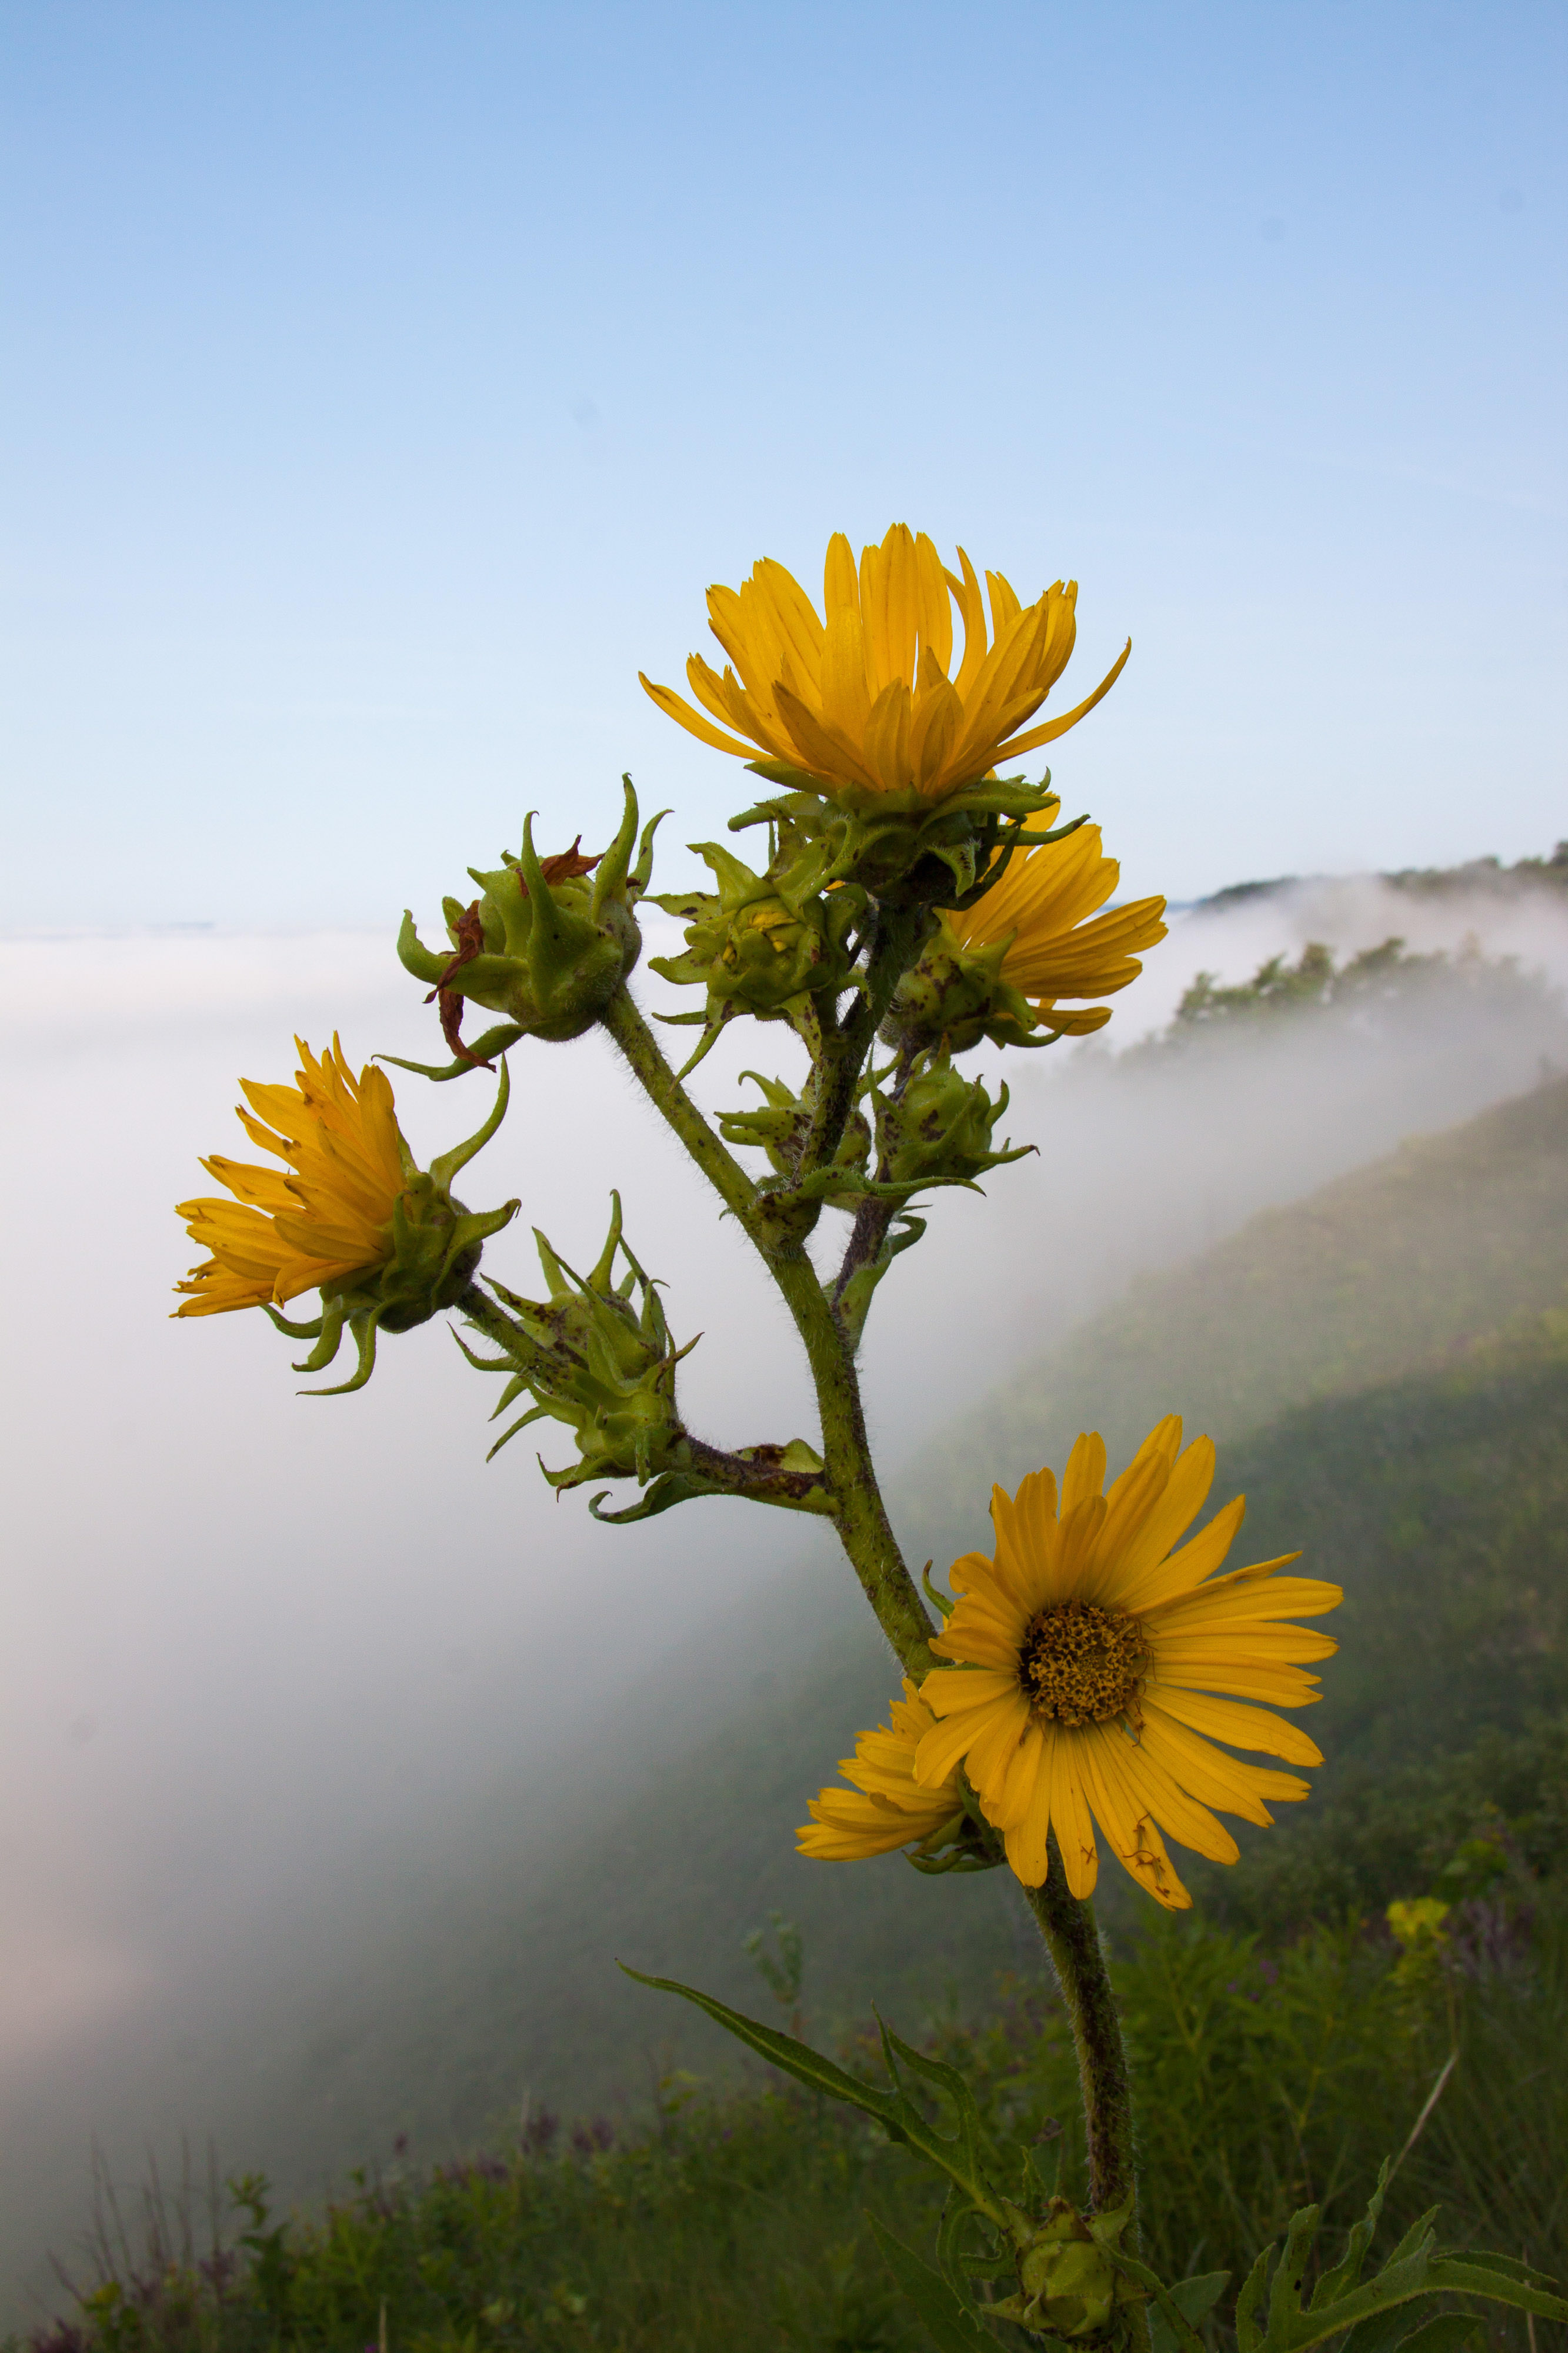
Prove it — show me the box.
[25,1855,1565,2353]
[251,1299,1568,2160]
[21,1078,1568,2338]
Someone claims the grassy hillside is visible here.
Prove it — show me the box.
[179,1098,1568,2174]
[26,1759,1568,2351]
[909,1074,1568,1568]
[22,1077,1568,2289]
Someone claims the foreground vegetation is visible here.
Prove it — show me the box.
[21,1715,1564,2353]
[19,1078,1568,2348]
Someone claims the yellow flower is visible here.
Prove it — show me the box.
[797,1681,968,1860]
[640,523,1130,806]
[913,1419,1342,1910]
[175,1038,408,1316]
[944,822,1167,1039]
[1386,1897,1450,1948]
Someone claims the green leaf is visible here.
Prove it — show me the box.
[1342,2307,1423,2353]
[867,2217,1003,2352]
[1310,2164,1388,2309]
[1104,2248,1219,2353]
[1148,2272,1230,2353]
[618,1969,1007,2224]
[1424,2257,1568,2322]
[619,1967,906,2136]
[876,2017,990,2202]
[1384,2318,1482,2353]
[1239,2187,1568,2353]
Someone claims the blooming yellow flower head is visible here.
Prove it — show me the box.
[886,821,1169,1053]
[174,1038,409,1316]
[946,825,1167,1036]
[913,1419,1342,1909]
[797,1681,969,1861]
[640,524,1130,809]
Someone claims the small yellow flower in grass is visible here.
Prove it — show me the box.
[175,1038,406,1315]
[797,1681,968,1861]
[641,523,1129,808]
[913,1418,1342,1909]
[1387,1897,1450,1947]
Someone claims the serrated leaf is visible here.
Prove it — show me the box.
[619,1968,1006,2222]
[868,2216,1003,2352]
[877,2017,989,2198]
[1310,2165,1388,2309]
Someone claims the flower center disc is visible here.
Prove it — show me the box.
[1020,1600,1147,1727]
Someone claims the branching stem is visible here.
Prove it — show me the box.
[595,958,1140,2258]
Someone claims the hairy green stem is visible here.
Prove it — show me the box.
[765,1244,939,1678]
[597,968,1140,2259]
[599,980,936,1675]
[599,986,759,1230]
[795,904,926,1182]
[1024,1857,1140,2227]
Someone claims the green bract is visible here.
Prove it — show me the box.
[873,1059,1032,1192]
[728,772,1069,908]
[265,1064,519,1395]
[884,922,1052,1055]
[648,837,868,1072]
[462,1192,695,1495]
[392,777,663,1075]
[716,1067,872,1206]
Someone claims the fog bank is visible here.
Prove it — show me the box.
[4,874,1567,2322]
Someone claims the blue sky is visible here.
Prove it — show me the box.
[3,0,1563,926]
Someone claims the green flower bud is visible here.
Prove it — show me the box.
[873,1059,1033,1191]
[882,928,1043,1056]
[392,778,664,1076]
[648,839,868,1069]
[462,1194,696,1494]
[716,1068,871,1204]
[992,2197,1142,2339]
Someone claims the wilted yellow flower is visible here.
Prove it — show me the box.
[797,1681,968,1860]
[945,824,1167,1039]
[175,1039,407,1316]
[641,524,1129,806]
[915,1419,1342,1909]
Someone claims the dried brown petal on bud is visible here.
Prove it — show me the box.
[423,902,495,1069]
[531,837,605,891]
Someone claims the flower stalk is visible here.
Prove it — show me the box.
[174,532,1473,2348]
[600,962,1143,2249]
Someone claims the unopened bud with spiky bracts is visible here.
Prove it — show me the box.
[715,1066,872,1203]
[174,1041,518,1394]
[458,1194,698,1495]
[392,778,663,1076]
[647,838,867,1072]
[872,1059,1032,1192]
[990,2196,1144,2338]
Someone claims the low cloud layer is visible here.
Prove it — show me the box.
[4,873,1566,2321]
